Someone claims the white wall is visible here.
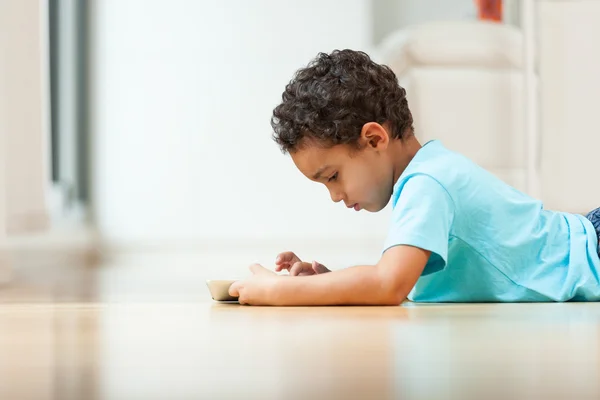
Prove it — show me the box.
[537,0,600,214]
[372,0,476,44]
[0,0,50,282]
[90,0,391,250]
[0,0,50,235]
[372,0,520,45]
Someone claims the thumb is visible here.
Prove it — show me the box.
[229,281,240,297]
[312,260,330,274]
[249,263,274,276]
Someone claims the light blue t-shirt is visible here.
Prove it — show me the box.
[383,140,600,302]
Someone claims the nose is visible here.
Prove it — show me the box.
[329,190,344,204]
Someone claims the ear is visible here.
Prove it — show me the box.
[360,122,390,150]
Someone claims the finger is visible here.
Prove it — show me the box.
[275,252,301,265]
[290,261,312,276]
[249,263,275,276]
[274,262,290,272]
[312,261,331,274]
[229,281,241,297]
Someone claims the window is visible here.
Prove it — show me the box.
[48,0,90,222]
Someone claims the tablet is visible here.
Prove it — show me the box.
[206,280,239,302]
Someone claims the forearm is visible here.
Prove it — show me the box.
[271,264,408,306]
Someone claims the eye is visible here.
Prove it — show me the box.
[328,172,338,182]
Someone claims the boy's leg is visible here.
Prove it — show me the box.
[585,207,600,257]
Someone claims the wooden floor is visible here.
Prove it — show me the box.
[1,259,600,400]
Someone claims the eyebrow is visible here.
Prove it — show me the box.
[312,165,331,180]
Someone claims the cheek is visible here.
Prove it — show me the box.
[343,166,379,196]
[356,162,388,196]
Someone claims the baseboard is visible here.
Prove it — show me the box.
[4,224,101,269]
[3,227,388,270]
[6,210,50,235]
[99,235,387,253]
[96,235,387,270]
[0,248,12,284]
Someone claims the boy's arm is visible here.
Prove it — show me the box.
[270,245,430,306]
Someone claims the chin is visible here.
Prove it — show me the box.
[368,195,392,212]
[361,189,393,213]
[363,203,384,213]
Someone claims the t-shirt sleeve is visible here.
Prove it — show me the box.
[383,174,455,276]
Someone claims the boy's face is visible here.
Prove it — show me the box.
[290,124,396,212]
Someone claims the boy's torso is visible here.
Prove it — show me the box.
[391,140,600,302]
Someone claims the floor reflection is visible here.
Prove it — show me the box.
[2,261,600,399]
[0,305,99,400]
[392,303,600,399]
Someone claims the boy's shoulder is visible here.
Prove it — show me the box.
[393,140,472,194]
[405,139,471,172]
[392,140,528,210]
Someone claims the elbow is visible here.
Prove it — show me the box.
[380,289,407,306]
[376,278,408,305]
[372,263,414,306]
[375,272,410,306]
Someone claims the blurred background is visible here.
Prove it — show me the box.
[4,2,600,399]
[1,0,600,284]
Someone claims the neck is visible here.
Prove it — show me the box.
[391,135,422,186]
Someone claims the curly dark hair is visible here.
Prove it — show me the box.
[271,49,413,153]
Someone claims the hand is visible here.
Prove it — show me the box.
[229,264,280,305]
[274,251,330,276]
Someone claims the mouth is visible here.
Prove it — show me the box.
[347,203,361,211]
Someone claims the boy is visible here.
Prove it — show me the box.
[229,49,600,305]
